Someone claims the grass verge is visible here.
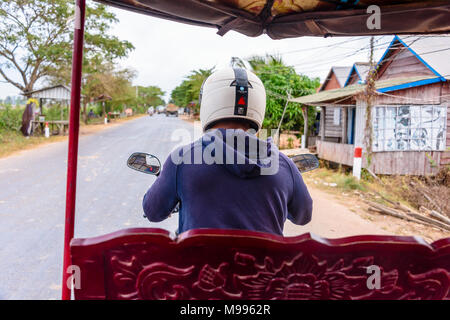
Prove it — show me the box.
[0,114,146,159]
[0,130,66,158]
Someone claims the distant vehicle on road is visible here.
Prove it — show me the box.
[156,105,165,114]
[125,108,133,117]
[165,103,179,117]
[147,106,154,116]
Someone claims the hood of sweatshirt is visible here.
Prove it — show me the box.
[200,128,276,178]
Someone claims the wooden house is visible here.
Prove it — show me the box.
[291,35,450,175]
[317,66,352,143]
[319,66,352,91]
[344,62,370,86]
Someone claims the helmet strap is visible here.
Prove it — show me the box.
[231,68,249,117]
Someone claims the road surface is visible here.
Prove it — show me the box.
[0,114,387,300]
[0,114,195,299]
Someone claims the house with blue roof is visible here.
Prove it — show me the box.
[290,35,450,175]
[344,62,370,86]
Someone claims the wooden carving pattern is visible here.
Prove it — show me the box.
[108,250,449,300]
[70,228,450,300]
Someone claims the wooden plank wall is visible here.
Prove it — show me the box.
[317,140,354,166]
[354,100,367,148]
[356,83,450,170]
[367,151,442,175]
[324,107,345,140]
[317,139,442,175]
[441,81,450,165]
[375,82,441,105]
[318,81,449,174]
[378,47,435,80]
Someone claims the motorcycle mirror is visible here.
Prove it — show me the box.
[127,152,161,175]
[290,153,319,173]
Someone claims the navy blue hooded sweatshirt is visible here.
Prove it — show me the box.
[142,128,312,235]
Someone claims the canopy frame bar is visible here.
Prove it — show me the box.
[62,0,86,300]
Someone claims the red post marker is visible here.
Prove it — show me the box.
[352,147,362,180]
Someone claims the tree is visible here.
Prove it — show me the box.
[81,64,136,121]
[230,57,246,68]
[137,86,165,108]
[171,67,214,114]
[246,55,320,132]
[0,0,134,97]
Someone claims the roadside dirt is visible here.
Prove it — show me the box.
[284,174,449,243]
[283,183,391,238]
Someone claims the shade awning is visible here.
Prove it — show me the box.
[27,85,84,101]
[289,76,438,105]
[95,0,450,39]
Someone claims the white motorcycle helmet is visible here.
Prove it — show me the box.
[199,67,266,132]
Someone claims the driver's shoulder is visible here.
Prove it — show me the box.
[166,140,201,167]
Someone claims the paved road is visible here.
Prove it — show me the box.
[0,114,194,299]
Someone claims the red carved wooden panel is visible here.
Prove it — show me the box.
[70,228,450,300]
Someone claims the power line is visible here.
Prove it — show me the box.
[267,37,369,56]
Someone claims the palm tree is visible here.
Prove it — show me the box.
[247,54,284,73]
[230,57,247,69]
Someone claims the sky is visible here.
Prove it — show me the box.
[0,3,393,101]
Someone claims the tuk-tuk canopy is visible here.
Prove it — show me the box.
[95,0,450,38]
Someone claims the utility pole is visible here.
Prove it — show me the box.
[275,89,291,147]
[364,37,377,168]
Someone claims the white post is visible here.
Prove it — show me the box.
[302,106,308,149]
[44,122,50,138]
[104,115,108,125]
[353,146,362,180]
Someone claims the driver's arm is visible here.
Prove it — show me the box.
[286,159,313,225]
[142,156,179,222]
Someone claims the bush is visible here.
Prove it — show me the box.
[334,174,366,191]
[43,104,69,121]
[0,105,24,132]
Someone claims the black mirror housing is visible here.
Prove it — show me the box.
[290,154,319,173]
[127,152,161,175]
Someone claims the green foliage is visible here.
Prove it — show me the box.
[247,55,320,131]
[360,168,374,183]
[425,152,438,168]
[171,68,214,114]
[81,64,138,116]
[43,104,69,121]
[137,86,165,108]
[0,0,134,95]
[329,173,366,191]
[170,58,319,128]
[287,136,294,149]
[0,105,23,132]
